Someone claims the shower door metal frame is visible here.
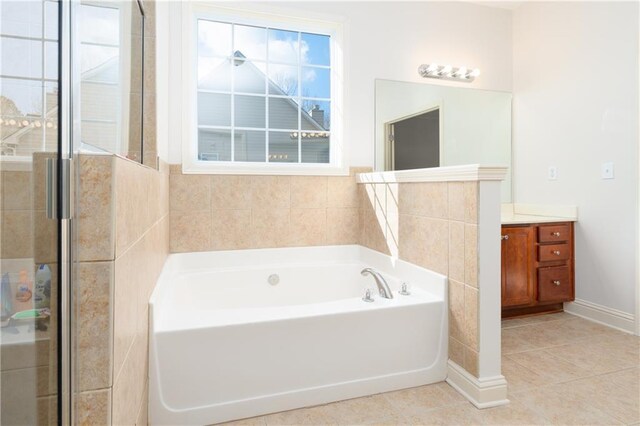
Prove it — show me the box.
[58,0,78,423]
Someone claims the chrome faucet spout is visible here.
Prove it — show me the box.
[361,268,394,299]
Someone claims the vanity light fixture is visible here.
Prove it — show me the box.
[418,63,480,82]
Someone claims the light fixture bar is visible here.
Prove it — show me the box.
[418,63,480,82]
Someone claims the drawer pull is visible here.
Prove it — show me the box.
[552,280,561,286]
[552,250,561,256]
[552,232,561,237]
[501,235,509,241]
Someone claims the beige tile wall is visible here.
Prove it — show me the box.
[359,181,481,377]
[1,169,34,259]
[168,166,369,253]
[75,154,169,425]
[141,0,157,169]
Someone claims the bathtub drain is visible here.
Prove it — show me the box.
[268,274,280,285]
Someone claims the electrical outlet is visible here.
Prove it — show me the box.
[602,162,614,179]
[548,166,558,180]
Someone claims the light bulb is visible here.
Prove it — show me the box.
[441,65,453,76]
[470,68,481,78]
[427,63,439,73]
[455,67,467,78]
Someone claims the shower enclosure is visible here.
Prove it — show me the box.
[1,1,145,423]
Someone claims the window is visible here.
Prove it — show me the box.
[183,5,344,174]
[0,0,59,158]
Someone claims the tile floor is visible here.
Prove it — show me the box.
[220,312,639,425]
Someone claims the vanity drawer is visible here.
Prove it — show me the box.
[538,266,572,302]
[538,243,570,262]
[538,224,570,243]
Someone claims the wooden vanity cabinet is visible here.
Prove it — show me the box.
[501,226,535,307]
[501,222,575,317]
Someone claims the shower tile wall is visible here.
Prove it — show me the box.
[76,1,161,422]
[141,0,157,169]
[75,155,169,424]
[359,181,481,377]
[168,167,371,253]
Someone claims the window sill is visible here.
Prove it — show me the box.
[181,162,350,176]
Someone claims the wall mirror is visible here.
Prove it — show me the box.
[79,0,145,163]
[375,79,512,202]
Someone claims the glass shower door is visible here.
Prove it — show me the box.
[1,0,74,424]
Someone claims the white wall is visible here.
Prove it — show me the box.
[163,1,513,167]
[512,2,639,315]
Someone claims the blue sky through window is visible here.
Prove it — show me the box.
[302,32,330,66]
[196,18,332,163]
[198,22,331,101]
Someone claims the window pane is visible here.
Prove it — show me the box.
[45,41,58,80]
[234,130,266,162]
[79,4,119,45]
[269,97,298,130]
[235,95,265,128]
[198,20,231,58]
[302,132,330,163]
[268,28,298,64]
[12,127,44,156]
[198,57,231,91]
[44,87,58,152]
[1,77,43,118]
[268,131,298,163]
[268,64,298,96]
[1,37,42,79]
[80,44,119,79]
[44,81,58,117]
[301,100,330,131]
[45,1,59,40]
[234,24,266,61]
[234,58,265,94]
[199,129,231,161]
[302,67,330,99]
[198,92,231,126]
[81,120,117,152]
[0,1,42,38]
[198,57,231,92]
[80,80,118,121]
[301,32,330,66]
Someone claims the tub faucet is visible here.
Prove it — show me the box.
[361,268,394,299]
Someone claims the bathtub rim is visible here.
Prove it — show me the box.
[150,244,447,306]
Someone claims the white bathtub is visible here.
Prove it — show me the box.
[149,245,448,425]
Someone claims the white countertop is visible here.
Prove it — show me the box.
[501,214,577,225]
[501,203,578,225]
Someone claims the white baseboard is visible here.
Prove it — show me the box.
[445,361,509,409]
[564,299,636,334]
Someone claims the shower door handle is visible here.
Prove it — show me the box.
[46,158,74,220]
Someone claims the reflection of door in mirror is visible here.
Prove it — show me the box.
[385,106,440,171]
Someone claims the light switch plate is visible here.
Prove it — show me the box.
[602,162,614,179]
[548,166,558,180]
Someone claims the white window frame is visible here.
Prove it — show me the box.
[181,2,346,175]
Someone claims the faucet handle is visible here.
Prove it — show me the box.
[399,282,411,296]
[362,288,374,303]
